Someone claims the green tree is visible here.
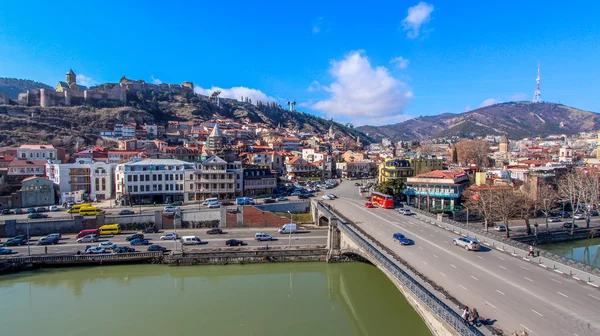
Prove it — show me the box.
[376,179,405,197]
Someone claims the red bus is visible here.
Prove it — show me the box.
[76,229,100,239]
[369,192,395,209]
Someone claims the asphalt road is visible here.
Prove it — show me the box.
[325,181,600,336]
[2,228,327,256]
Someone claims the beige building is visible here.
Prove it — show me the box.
[185,156,236,201]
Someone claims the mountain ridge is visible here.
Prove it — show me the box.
[356,102,600,141]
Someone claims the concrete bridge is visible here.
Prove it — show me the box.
[313,200,483,336]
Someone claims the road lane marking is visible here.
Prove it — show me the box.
[557,292,569,298]
[497,256,506,260]
[450,264,457,268]
[496,290,505,296]
[470,275,478,280]
[418,246,423,250]
[433,254,439,258]
[551,279,562,284]
[524,277,533,282]
[531,309,544,317]
[588,294,600,300]
[408,252,413,255]
[459,284,468,290]
[485,301,497,309]
[520,266,530,271]
[520,325,533,333]
[440,272,447,277]
[430,234,435,238]
[499,265,507,270]
[476,255,483,259]
[423,261,428,265]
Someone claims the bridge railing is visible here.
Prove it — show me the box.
[1,252,163,264]
[317,201,483,336]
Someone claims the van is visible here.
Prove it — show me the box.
[77,229,100,239]
[182,236,201,245]
[202,198,218,206]
[236,197,254,205]
[98,224,121,235]
[79,206,104,216]
[278,223,297,234]
[67,203,91,214]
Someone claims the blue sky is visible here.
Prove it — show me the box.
[1,1,600,126]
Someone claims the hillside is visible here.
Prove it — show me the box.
[357,102,600,141]
[0,78,53,99]
[0,90,369,148]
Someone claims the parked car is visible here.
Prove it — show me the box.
[255,233,273,241]
[1,209,15,215]
[0,247,13,255]
[298,194,309,199]
[207,203,221,209]
[170,201,183,207]
[225,239,244,246]
[143,226,159,234]
[3,238,27,246]
[563,222,579,229]
[98,241,117,250]
[13,235,30,241]
[400,209,413,216]
[220,201,234,206]
[85,247,106,254]
[327,194,338,199]
[114,246,136,253]
[160,232,179,240]
[364,202,375,208]
[573,213,586,220]
[126,233,144,241]
[561,212,571,218]
[453,237,480,251]
[206,228,223,235]
[354,182,360,186]
[322,195,334,200]
[291,191,303,196]
[77,235,98,243]
[14,208,24,214]
[37,237,59,245]
[548,217,561,222]
[392,233,414,245]
[494,225,508,232]
[148,244,167,252]
[163,206,179,212]
[49,205,59,212]
[590,210,599,217]
[26,208,36,213]
[276,197,289,202]
[263,199,277,204]
[119,209,135,215]
[304,193,315,197]
[130,238,150,246]
[35,207,47,213]
[28,213,48,219]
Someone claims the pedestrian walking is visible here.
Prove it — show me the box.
[528,245,535,257]
[44,246,48,254]
[461,306,470,321]
[266,244,269,251]
[470,308,479,326]
[520,329,529,336]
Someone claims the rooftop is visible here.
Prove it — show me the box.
[123,159,194,166]
[413,170,468,180]
[18,145,55,150]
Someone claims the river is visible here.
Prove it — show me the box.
[0,262,431,336]
[542,237,600,268]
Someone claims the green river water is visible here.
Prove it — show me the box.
[0,262,431,336]
[542,237,600,268]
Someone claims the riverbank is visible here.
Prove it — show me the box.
[0,245,328,275]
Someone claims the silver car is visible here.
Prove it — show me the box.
[453,237,480,251]
[77,234,98,243]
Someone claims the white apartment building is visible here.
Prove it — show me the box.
[115,159,195,205]
[184,156,238,201]
[302,148,325,163]
[17,145,57,160]
[46,158,116,201]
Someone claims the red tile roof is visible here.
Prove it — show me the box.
[414,170,467,180]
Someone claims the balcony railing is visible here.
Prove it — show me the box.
[403,190,460,198]
[195,178,234,183]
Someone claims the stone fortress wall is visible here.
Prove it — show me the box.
[13,72,194,108]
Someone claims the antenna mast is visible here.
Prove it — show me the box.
[287,100,296,112]
[532,62,541,103]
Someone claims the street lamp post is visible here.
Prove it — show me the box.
[287,211,293,246]
[464,206,469,228]
[26,218,31,256]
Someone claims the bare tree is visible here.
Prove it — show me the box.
[455,140,490,168]
[536,181,558,233]
[492,187,523,238]
[579,170,600,229]
[558,171,582,235]
[463,185,496,232]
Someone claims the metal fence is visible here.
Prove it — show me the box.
[2,252,163,264]
[315,201,483,336]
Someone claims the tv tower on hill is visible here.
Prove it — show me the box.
[532,61,542,103]
[287,100,296,112]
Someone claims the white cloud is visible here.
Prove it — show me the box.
[311,50,412,125]
[307,80,322,92]
[312,17,324,34]
[480,98,499,108]
[510,92,527,101]
[464,106,471,112]
[151,76,162,84]
[77,74,98,87]
[194,86,277,104]
[390,56,410,69]
[401,2,434,38]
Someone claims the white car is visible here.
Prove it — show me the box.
[255,233,273,241]
[163,206,179,212]
[98,241,117,250]
[49,205,59,211]
[453,237,480,251]
[573,213,586,220]
[160,232,179,240]
[548,217,561,222]
[327,194,338,199]
[77,235,98,243]
[85,247,106,254]
[207,203,221,209]
[321,195,333,200]
[494,225,508,232]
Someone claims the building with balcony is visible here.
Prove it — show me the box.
[115,159,195,205]
[185,156,236,201]
[336,161,377,179]
[206,124,225,152]
[378,158,413,183]
[243,168,276,197]
[6,159,47,190]
[46,159,116,201]
[17,144,57,160]
[107,150,143,164]
[285,156,317,180]
[403,170,470,211]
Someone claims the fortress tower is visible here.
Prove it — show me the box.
[66,69,76,86]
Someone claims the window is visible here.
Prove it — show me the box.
[158,185,162,191]
[128,186,132,193]
[127,175,132,182]
[190,184,193,190]
[153,174,157,181]
[95,178,99,191]
[133,175,138,182]
[179,174,183,180]
[158,175,162,181]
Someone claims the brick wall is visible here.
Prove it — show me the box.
[242,206,288,228]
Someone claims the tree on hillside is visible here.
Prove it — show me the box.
[455,140,490,167]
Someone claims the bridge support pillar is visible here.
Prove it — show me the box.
[327,218,341,261]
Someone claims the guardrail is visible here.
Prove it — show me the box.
[2,252,163,264]
[316,201,483,336]
[407,206,600,287]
